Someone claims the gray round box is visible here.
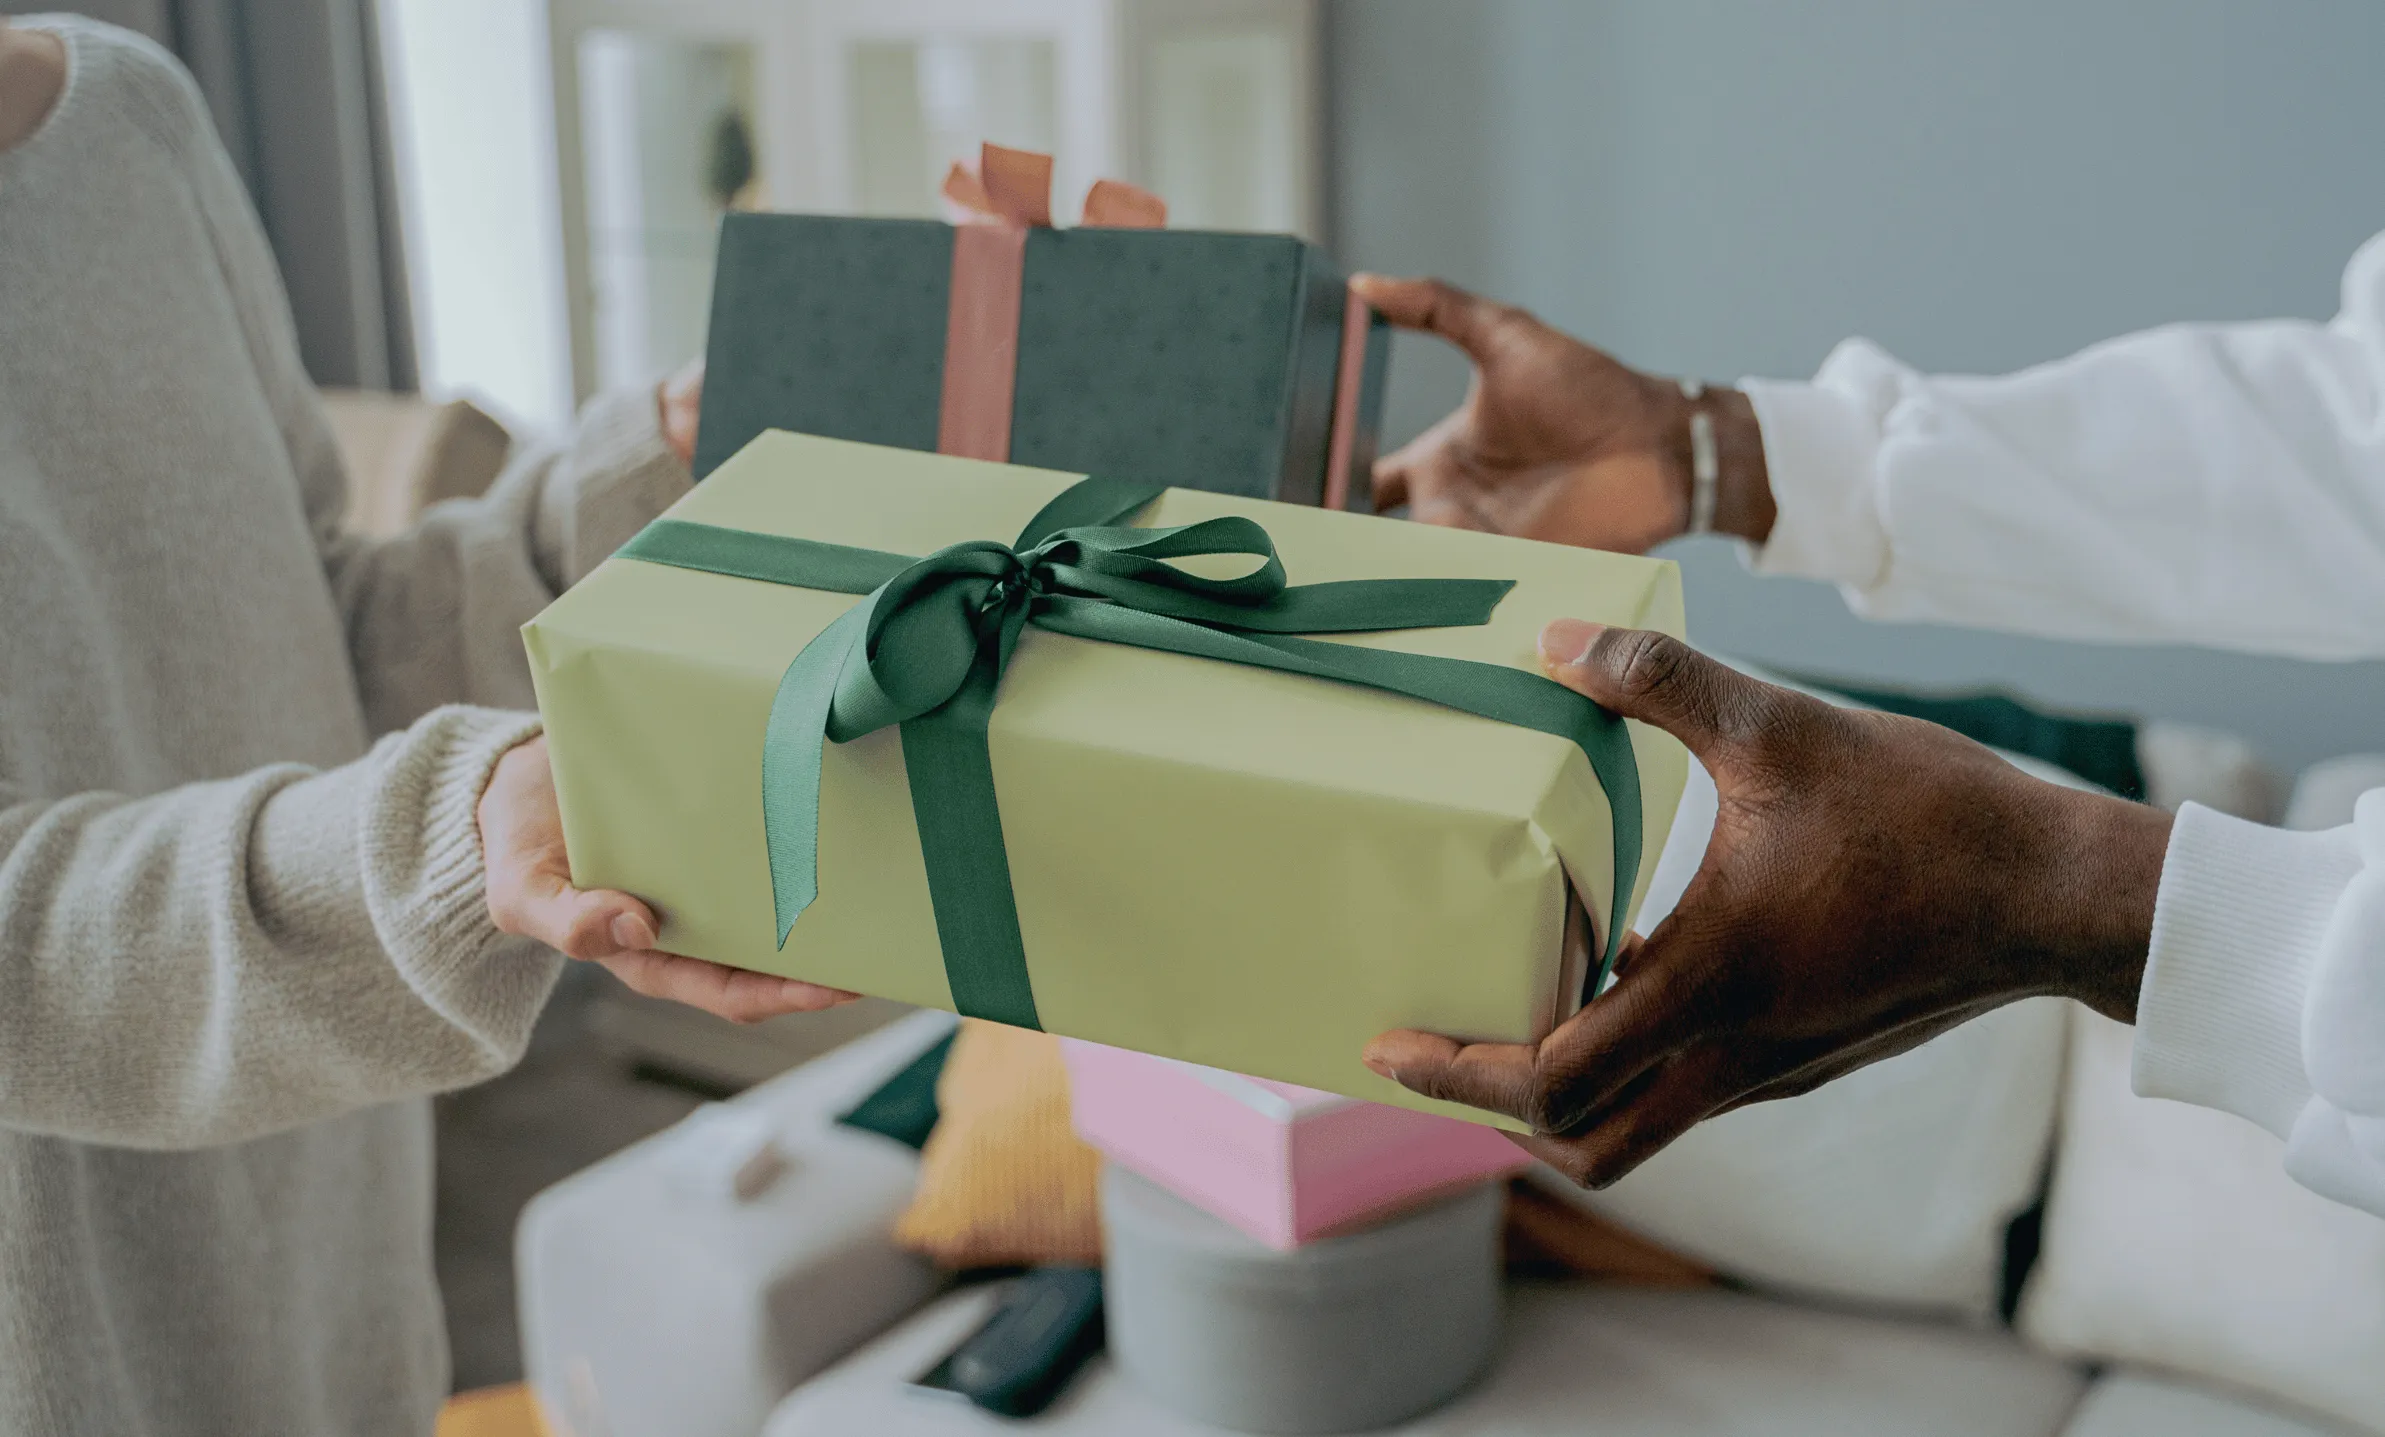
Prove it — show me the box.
[1101,1163,1504,1434]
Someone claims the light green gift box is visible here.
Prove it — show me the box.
[523,431,1687,1127]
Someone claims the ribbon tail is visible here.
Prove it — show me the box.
[1081,177,1167,229]
[761,602,872,946]
[978,143,1054,226]
[898,645,1043,1030]
[939,160,994,217]
[1574,709,1641,993]
[1013,474,1170,547]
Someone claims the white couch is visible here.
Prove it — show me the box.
[518,1007,2358,1437]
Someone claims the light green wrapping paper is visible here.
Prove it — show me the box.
[523,432,1688,1127]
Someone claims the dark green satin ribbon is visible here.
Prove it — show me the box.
[619,474,1641,1031]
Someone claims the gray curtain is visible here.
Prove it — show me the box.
[60,0,417,391]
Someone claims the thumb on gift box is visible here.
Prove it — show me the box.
[1536,620,1781,766]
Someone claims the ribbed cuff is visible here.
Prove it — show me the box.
[1739,379,1890,588]
[357,707,558,1031]
[2134,802,2363,1137]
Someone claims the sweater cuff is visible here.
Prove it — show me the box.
[2133,802,2363,1137]
[354,706,559,1039]
[1739,379,1890,588]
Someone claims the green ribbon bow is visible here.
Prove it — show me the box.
[619,474,1642,1031]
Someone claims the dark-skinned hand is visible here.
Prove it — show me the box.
[1364,620,2173,1190]
[1351,274,1772,552]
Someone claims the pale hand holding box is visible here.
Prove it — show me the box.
[524,432,1688,1126]
[1063,1039,1528,1249]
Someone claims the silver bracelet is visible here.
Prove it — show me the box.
[1680,377,1719,534]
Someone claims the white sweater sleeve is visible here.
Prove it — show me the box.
[1739,232,2385,1216]
[2136,797,2385,1216]
[1742,232,2385,661]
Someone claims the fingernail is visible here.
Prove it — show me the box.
[1360,1047,1397,1081]
[1539,618,1604,670]
[610,912,656,951]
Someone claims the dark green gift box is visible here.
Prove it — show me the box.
[692,213,1390,508]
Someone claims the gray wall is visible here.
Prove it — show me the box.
[1329,0,2385,772]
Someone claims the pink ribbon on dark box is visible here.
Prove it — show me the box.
[932,142,1377,510]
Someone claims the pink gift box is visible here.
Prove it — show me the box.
[1061,1038,1528,1250]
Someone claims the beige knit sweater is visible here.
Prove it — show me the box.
[0,18,690,1434]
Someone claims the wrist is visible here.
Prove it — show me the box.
[1654,380,1775,545]
[1706,389,1775,544]
[2023,787,2172,1020]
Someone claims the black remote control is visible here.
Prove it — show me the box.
[913,1267,1104,1418]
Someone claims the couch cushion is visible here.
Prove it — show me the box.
[318,388,511,535]
[766,1282,2086,1436]
[894,1021,1105,1268]
[2019,1009,2385,1436]
[2060,1372,2351,1437]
